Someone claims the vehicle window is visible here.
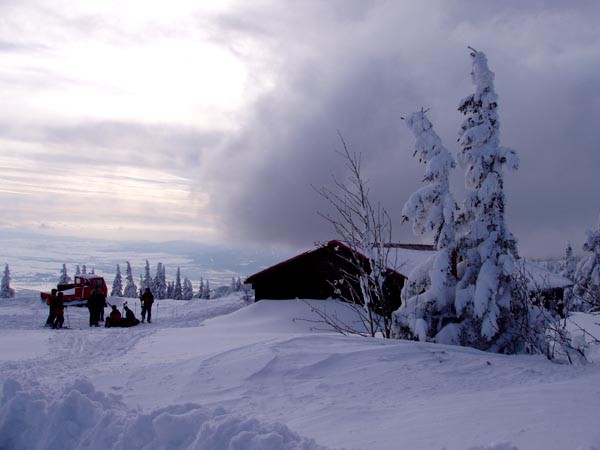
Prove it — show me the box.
[94,279,103,288]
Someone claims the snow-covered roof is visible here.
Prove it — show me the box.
[517,259,573,290]
[388,248,572,290]
[386,247,436,277]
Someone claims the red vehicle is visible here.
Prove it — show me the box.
[41,274,108,306]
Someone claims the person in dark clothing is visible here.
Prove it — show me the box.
[51,292,64,329]
[123,304,140,327]
[45,289,57,327]
[105,304,122,328]
[140,288,154,323]
[88,287,104,327]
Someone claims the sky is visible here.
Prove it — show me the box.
[1,0,599,259]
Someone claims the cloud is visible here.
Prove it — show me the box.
[197,1,600,257]
[1,1,598,258]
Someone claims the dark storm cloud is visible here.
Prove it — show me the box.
[200,1,600,257]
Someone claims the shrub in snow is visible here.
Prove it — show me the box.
[111,264,123,297]
[0,378,326,450]
[123,261,138,299]
[58,263,71,285]
[0,264,15,298]
[316,135,395,338]
[394,110,458,343]
[575,216,600,312]
[561,242,578,312]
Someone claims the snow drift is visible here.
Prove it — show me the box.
[0,377,326,450]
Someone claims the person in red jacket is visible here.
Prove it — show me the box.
[140,288,154,323]
[105,304,122,328]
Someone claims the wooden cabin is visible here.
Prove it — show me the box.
[244,240,435,315]
[245,240,574,316]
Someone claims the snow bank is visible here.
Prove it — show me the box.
[0,378,327,450]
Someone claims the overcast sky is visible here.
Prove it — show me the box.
[1,0,599,258]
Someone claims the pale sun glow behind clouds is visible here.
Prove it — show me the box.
[0,0,266,242]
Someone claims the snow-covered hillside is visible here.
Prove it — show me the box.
[1,296,599,450]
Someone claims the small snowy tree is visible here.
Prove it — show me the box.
[0,264,15,298]
[153,263,166,300]
[82,265,87,275]
[197,279,204,299]
[58,264,71,285]
[394,110,458,343]
[575,216,600,312]
[203,280,211,300]
[454,48,520,352]
[236,277,243,292]
[123,261,138,298]
[91,268,95,274]
[141,260,152,294]
[173,267,183,300]
[111,264,123,297]
[183,277,194,300]
[75,265,81,275]
[166,281,174,299]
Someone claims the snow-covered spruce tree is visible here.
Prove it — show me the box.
[111,264,123,297]
[75,265,81,275]
[236,277,243,292]
[575,216,600,312]
[0,264,15,298]
[142,260,152,294]
[394,110,458,343]
[82,265,87,274]
[204,280,210,300]
[123,261,138,298]
[183,277,194,300]
[173,267,183,300]
[153,263,166,300]
[197,279,204,299]
[316,135,394,338]
[58,264,71,285]
[166,281,174,299]
[454,49,520,352]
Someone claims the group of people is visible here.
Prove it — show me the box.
[44,287,155,329]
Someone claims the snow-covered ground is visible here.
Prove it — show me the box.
[1,295,599,450]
